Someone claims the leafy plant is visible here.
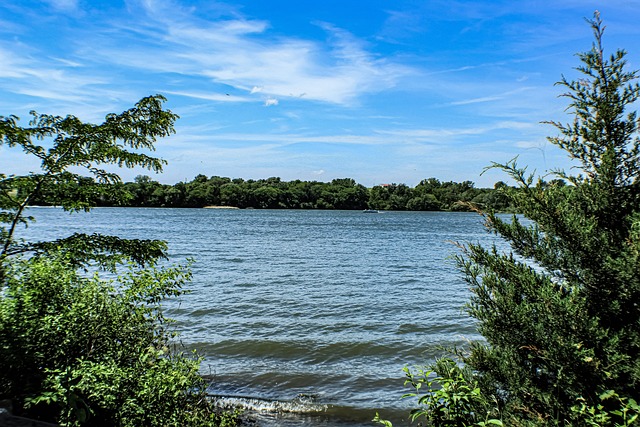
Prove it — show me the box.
[403,358,502,427]
[375,358,502,427]
[0,97,238,425]
[572,389,640,427]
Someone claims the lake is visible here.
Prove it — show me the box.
[21,208,506,426]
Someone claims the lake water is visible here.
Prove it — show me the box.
[20,208,505,426]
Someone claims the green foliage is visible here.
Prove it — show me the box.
[91,174,511,211]
[402,358,502,427]
[374,358,502,427]
[454,13,640,426]
[0,256,235,426]
[572,390,640,426]
[0,97,238,425]
[0,95,178,272]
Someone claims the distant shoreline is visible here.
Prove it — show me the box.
[203,205,240,209]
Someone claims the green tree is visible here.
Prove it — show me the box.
[0,96,237,426]
[0,95,177,274]
[252,185,282,208]
[220,183,246,207]
[369,183,412,210]
[406,193,440,211]
[379,14,640,427]
[455,14,640,425]
[125,175,167,207]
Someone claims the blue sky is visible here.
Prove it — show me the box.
[1,1,640,187]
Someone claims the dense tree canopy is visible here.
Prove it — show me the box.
[28,173,516,212]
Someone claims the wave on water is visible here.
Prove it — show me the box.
[22,208,497,427]
[211,392,328,414]
[209,392,410,427]
[210,393,337,427]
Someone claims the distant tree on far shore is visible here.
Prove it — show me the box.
[59,174,516,212]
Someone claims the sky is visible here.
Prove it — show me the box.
[1,1,640,188]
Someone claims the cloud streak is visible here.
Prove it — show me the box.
[84,0,411,105]
[164,90,249,103]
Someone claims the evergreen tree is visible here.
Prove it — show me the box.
[457,12,640,425]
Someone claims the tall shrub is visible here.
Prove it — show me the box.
[457,13,640,425]
[379,13,640,427]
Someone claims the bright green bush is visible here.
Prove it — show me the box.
[0,255,236,426]
[374,358,502,427]
[571,390,640,427]
[402,358,502,427]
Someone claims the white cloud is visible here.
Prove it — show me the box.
[43,0,79,12]
[164,90,249,102]
[264,98,279,107]
[88,0,410,105]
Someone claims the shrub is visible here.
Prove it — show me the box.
[0,255,236,426]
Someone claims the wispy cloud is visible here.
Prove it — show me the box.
[450,87,535,106]
[43,0,79,12]
[164,90,249,103]
[0,47,30,79]
[377,120,536,141]
[0,45,129,117]
[83,0,411,105]
[0,0,410,112]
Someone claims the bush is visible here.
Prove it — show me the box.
[0,255,237,426]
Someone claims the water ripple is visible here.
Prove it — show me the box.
[21,208,506,426]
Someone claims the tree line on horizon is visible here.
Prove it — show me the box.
[30,174,518,211]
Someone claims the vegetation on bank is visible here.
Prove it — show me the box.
[0,96,238,426]
[378,13,640,427]
[30,174,518,212]
[3,11,640,427]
